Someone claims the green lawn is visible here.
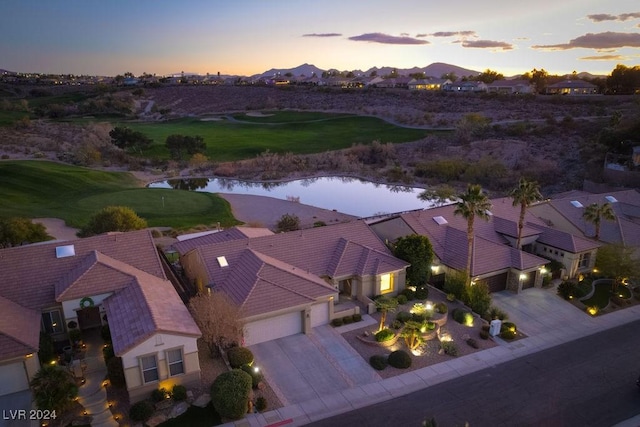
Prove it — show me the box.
[115,112,438,161]
[580,280,632,308]
[0,160,238,229]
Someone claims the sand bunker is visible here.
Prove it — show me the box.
[246,112,274,117]
[200,117,223,121]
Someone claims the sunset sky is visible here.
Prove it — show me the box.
[1,0,639,77]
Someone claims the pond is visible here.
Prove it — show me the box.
[148,176,432,217]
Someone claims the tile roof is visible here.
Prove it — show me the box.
[0,230,165,310]
[0,296,40,359]
[172,226,273,254]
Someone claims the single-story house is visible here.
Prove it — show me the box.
[0,230,201,403]
[443,81,488,92]
[545,80,598,95]
[369,197,600,292]
[408,78,451,91]
[173,221,409,345]
[486,79,534,94]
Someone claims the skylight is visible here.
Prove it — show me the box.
[55,245,75,258]
[433,216,448,225]
[570,201,583,208]
[216,256,229,267]
[605,195,618,203]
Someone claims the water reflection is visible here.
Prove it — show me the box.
[149,176,429,217]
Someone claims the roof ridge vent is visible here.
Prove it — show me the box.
[433,216,448,225]
[55,244,75,258]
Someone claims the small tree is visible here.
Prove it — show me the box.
[188,291,244,356]
[0,217,52,248]
[79,206,147,237]
[275,213,300,233]
[595,244,639,291]
[393,234,433,286]
[108,126,152,153]
[211,370,252,420]
[401,320,425,351]
[30,365,78,413]
[375,296,398,332]
[165,134,206,160]
[418,185,456,207]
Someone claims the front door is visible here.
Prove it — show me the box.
[339,279,353,299]
[77,306,101,330]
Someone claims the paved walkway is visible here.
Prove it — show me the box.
[223,287,640,427]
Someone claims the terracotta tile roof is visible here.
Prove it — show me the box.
[326,238,408,277]
[0,230,165,310]
[0,296,40,359]
[103,271,201,356]
[172,226,272,254]
[528,223,601,253]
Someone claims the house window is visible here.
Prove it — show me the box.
[42,310,64,334]
[579,252,591,269]
[380,273,394,294]
[166,348,184,376]
[141,355,159,383]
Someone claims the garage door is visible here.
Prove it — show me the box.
[244,311,303,346]
[310,303,329,328]
[0,361,29,396]
[480,272,508,293]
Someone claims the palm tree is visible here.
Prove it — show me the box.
[509,178,543,250]
[583,202,616,240]
[454,184,492,286]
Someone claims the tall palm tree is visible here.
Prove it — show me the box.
[454,184,492,286]
[583,202,616,240]
[509,178,543,250]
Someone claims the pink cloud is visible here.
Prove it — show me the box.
[461,39,514,50]
[587,12,640,22]
[302,33,342,37]
[532,31,640,50]
[432,31,477,38]
[348,33,429,45]
[580,54,629,61]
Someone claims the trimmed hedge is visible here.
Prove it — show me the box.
[400,288,416,301]
[352,313,362,322]
[369,354,388,371]
[331,318,344,327]
[375,328,395,342]
[172,384,187,401]
[388,350,412,369]
[452,308,473,325]
[479,330,490,340]
[129,401,154,422]
[415,287,429,300]
[227,347,254,368]
[397,294,408,305]
[241,364,263,389]
[256,396,267,412]
[211,370,252,420]
[435,302,448,314]
[395,311,412,323]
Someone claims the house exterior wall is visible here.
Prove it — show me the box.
[121,333,200,403]
[61,292,112,328]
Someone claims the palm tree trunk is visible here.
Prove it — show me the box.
[466,217,474,286]
[517,202,526,249]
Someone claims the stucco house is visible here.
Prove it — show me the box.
[369,197,600,292]
[173,221,409,345]
[0,230,201,404]
[486,79,534,94]
[545,80,598,95]
[408,78,451,91]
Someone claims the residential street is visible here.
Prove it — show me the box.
[307,319,640,427]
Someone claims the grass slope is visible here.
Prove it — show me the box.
[0,160,238,229]
[118,112,436,161]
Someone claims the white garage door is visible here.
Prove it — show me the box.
[310,302,330,328]
[0,361,29,396]
[244,311,303,346]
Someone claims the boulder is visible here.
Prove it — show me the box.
[169,402,189,419]
[192,393,210,408]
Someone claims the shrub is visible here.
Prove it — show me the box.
[391,319,403,329]
[152,387,169,402]
[395,311,412,323]
[388,350,412,369]
[172,384,187,401]
[441,341,458,356]
[211,370,252,420]
[500,329,517,340]
[129,400,154,422]
[446,293,456,302]
[397,294,408,305]
[444,270,467,301]
[465,282,491,316]
[241,364,263,389]
[400,288,416,301]
[435,302,448,314]
[502,322,517,333]
[415,286,429,300]
[479,330,490,340]
[331,318,344,327]
[466,338,479,349]
[342,315,354,325]
[411,312,427,323]
[557,281,577,300]
[486,306,508,321]
[481,324,490,332]
[369,354,388,371]
[106,356,126,388]
[256,396,267,412]
[375,328,395,342]
[426,321,436,330]
[452,308,474,326]
[352,313,362,322]
[101,324,112,343]
[227,347,254,368]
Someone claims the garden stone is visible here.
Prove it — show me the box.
[186,389,194,403]
[146,414,168,427]
[192,393,210,408]
[169,401,189,418]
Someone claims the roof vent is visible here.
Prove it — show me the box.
[216,256,229,267]
[55,245,75,258]
[570,200,583,208]
[433,216,448,225]
[605,195,618,203]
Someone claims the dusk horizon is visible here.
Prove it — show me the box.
[1,0,639,78]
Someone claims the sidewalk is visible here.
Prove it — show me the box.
[222,290,640,427]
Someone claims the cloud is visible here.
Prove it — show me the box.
[580,54,630,61]
[532,31,640,50]
[302,33,342,37]
[587,12,640,22]
[432,31,477,38]
[416,33,428,38]
[348,33,429,45]
[461,39,514,50]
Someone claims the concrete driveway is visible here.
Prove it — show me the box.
[249,319,381,405]
[491,287,598,336]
